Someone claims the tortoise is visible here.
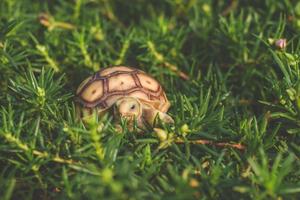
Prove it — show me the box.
[75,66,174,129]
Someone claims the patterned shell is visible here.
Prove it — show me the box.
[76,66,170,114]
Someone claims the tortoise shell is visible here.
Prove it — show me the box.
[76,66,170,115]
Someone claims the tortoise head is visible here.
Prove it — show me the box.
[114,97,174,129]
[114,97,174,128]
[114,97,143,120]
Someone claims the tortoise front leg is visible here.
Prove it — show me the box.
[142,104,174,127]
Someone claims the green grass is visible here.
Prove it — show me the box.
[1,0,300,199]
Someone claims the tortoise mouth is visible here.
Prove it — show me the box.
[120,112,141,119]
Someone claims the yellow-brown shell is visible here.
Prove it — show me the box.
[76,66,170,115]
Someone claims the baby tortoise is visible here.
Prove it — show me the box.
[75,66,174,130]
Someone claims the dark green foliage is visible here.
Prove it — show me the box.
[0,0,300,199]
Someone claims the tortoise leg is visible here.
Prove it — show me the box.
[142,105,174,127]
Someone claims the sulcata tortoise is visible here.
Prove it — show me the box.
[75,66,174,129]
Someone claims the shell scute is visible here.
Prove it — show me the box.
[80,80,103,102]
[136,73,160,92]
[128,90,149,100]
[108,74,137,92]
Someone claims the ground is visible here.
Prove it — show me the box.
[0,0,300,199]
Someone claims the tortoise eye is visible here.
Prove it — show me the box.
[130,104,136,110]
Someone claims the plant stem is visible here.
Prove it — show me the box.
[2,132,77,165]
[175,139,245,150]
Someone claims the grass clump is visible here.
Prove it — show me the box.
[0,0,300,199]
